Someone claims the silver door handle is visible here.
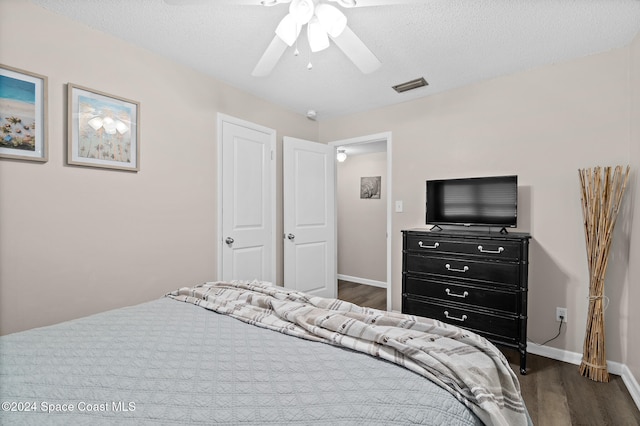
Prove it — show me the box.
[445,264,469,273]
[478,245,504,254]
[287,233,295,241]
[418,241,439,249]
[444,311,468,322]
[225,237,234,245]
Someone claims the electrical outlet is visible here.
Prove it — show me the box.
[556,307,568,323]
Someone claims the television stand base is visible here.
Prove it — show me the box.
[499,227,509,234]
[430,225,443,231]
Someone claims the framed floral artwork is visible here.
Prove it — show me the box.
[0,64,48,162]
[67,83,140,171]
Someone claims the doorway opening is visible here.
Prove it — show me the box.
[330,132,392,311]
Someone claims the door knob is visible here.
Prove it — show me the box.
[287,233,295,241]
[225,237,234,245]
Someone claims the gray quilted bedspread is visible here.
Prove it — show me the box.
[0,297,483,425]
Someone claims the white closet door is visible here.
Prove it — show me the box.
[219,116,275,283]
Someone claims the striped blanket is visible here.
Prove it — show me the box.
[166,281,529,426]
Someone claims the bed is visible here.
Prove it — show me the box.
[0,281,530,425]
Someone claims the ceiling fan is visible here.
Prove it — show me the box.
[165,0,420,76]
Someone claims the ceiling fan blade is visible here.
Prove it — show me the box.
[330,25,381,74]
[252,35,289,76]
[335,0,424,7]
[163,0,209,4]
[164,0,420,6]
[260,0,292,5]
[163,0,264,5]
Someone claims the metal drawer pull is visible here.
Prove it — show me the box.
[418,241,439,249]
[445,264,469,273]
[444,311,468,322]
[445,288,469,298]
[477,245,504,254]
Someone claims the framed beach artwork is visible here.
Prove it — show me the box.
[67,83,139,172]
[0,64,48,162]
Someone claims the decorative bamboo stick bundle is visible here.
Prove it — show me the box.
[578,165,630,382]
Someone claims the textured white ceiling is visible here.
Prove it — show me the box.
[29,0,640,121]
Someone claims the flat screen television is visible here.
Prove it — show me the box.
[426,175,518,229]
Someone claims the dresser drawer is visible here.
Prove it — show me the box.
[404,234,522,261]
[404,276,519,313]
[405,253,520,287]
[402,297,520,342]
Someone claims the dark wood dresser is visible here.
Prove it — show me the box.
[401,228,531,374]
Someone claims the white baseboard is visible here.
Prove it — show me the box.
[527,343,583,367]
[528,343,640,410]
[622,364,640,411]
[337,274,386,289]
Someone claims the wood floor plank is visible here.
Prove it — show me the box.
[561,360,608,425]
[535,359,573,426]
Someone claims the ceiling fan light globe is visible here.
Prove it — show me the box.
[289,0,315,25]
[315,3,347,38]
[307,17,330,52]
[275,13,300,46]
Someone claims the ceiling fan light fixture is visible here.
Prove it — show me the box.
[307,17,330,52]
[289,0,315,25]
[315,3,347,38]
[253,0,381,76]
[275,13,300,46]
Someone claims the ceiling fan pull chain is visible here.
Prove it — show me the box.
[307,50,313,70]
[294,23,300,56]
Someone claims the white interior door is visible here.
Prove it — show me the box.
[218,114,275,283]
[283,137,336,298]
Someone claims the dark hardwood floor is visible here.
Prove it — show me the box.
[337,280,640,426]
[337,280,386,310]
[502,348,640,426]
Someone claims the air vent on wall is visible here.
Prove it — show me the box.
[392,77,428,93]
